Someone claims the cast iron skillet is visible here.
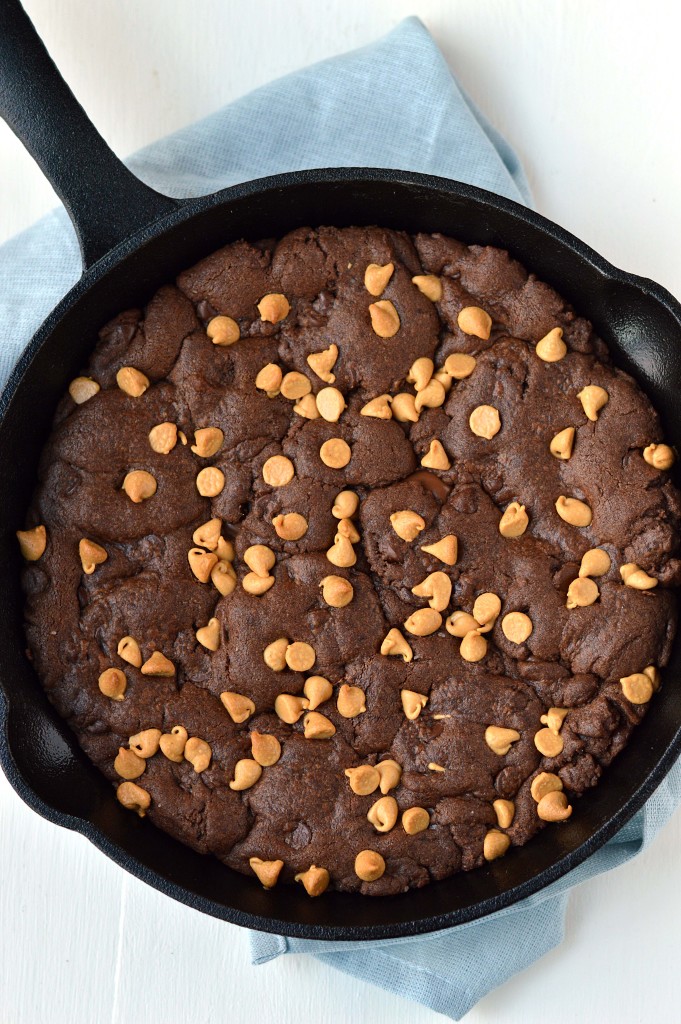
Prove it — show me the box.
[1,0,680,941]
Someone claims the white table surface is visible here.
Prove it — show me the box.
[1,1,680,1021]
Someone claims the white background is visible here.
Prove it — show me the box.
[1,1,680,1022]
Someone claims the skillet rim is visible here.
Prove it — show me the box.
[1,165,681,940]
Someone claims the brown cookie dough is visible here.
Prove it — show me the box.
[19,226,680,896]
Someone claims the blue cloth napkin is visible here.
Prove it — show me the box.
[1,16,679,1021]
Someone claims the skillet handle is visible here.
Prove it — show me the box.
[0,0,180,270]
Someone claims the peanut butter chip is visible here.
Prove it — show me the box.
[141,651,175,677]
[272,512,308,541]
[400,689,428,720]
[412,274,442,302]
[320,437,351,468]
[367,796,398,832]
[566,577,599,608]
[345,765,380,795]
[421,439,451,471]
[412,571,452,612]
[243,572,271,595]
[16,525,47,561]
[295,865,330,897]
[129,729,162,759]
[123,470,157,503]
[229,758,262,790]
[78,538,107,574]
[428,761,445,773]
[285,641,316,672]
[159,726,188,762]
[444,352,477,379]
[307,344,338,383]
[445,611,479,637]
[332,490,359,519]
[249,857,284,889]
[184,737,211,773]
[458,306,492,339]
[211,560,237,595]
[220,691,256,723]
[196,617,220,651]
[69,376,100,404]
[535,327,567,362]
[277,372,310,401]
[404,608,442,636]
[485,726,521,756]
[402,807,430,834]
[550,426,575,460]
[498,502,529,538]
[555,495,592,527]
[304,676,333,710]
[534,727,564,757]
[501,611,533,643]
[116,366,149,397]
[117,636,142,667]
[579,548,611,577]
[257,293,290,324]
[244,544,276,577]
[303,711,336,739]
[216,536,235,561]
[537,791,572,822]
[472,592,501,628]
[196,466,225,497]
[493,799,515,829]
[620,563,658,590]
[319,574,354,607]
[578,384,609,421]
[460,630,487,662]
[390,509,426,542]
[149,422,178,454]
[355,850,385,882]
[98,668,126,701]
[376,759,402,794]
[643,443,675,470]
[293,393,319,419]
[116,781,150,817]
[530,772,563,802]
[114,747,145,781]
[188,548,219,583]
[337,517,360,542]
[407,357,434,392]
[469,404,501,439]
[380,628,413,662]
[191,427,224,458]
[264,638,290,672]
[369,299,400,338]
[315,387,346,423]
[620,672,654,704]
[391,393,419,422]
[262,455,295,487]
[255,363,283,395]
[337,683,367,718]
[414,379,446,413]
[540,707,569,734]
[364,262,394,296]
[483,830,510,861]
[361,394,393,419]
[192,517,222,551]
[207,315,240,346]
[421,535,458,565]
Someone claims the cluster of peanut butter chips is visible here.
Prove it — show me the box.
[18,226,680,895]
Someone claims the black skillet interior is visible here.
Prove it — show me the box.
[1,1,681,941]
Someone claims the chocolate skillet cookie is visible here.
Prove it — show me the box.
[17,226,681,897]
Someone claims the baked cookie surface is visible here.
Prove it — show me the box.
[18,226,681,895]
